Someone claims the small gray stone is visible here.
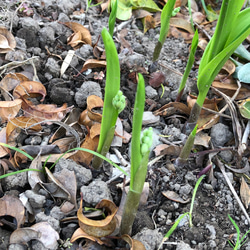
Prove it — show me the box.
[124,54,145,67]
[80,180,112,206]
[55,158,92,189]
[218,150,233,163]
[25,190,46,208]
[145,85,158,99]
[35,212,60,232]
[176,241,193,250]
[5,50,27,62]
[39,26,55,45]
[210,123,233,147]
[20,17,40,32]
[50,87,74,104]
[8,244,27,250]
[133,228,163,250]
[179,184,193,195]
[207,240,217,248]
[2,171,27,190]
[24,136,42,145]
[206,224,216,239]
[203,183,213,190]
[57,0,81,14]
[185,172,196,184]
[58,12,71,23]
[76,44,93,59]
[142,111,160,125]
[50,206,65,220]
[75,81,102,108]
[45,58,60,77]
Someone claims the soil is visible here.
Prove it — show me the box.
[0,0,250,249]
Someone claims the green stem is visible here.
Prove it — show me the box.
[120,189,141,235]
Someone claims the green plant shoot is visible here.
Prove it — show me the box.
[176,124,198,167]
[157,174,206,250]
[120,73,153,235]
[186,0,250,133]
[108,0,118,37]
[153,0,176,62]
[86,0,103,12]
[228,214,250,249]
[175,29,198,102]
[92,27,126,169]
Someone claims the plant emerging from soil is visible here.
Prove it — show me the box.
[185,0,250,134]
[228,214,250,249]
[120,73,153,235]
[152,0,176,62]
[108,0,118,37]
[92,27,126,169]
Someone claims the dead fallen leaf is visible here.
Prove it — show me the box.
[64,22,92,49]
[212,81,250,100]
[77,198,118,238]
[149,71,165,88]
[0,26,16,53]
[194,131,211,148]
[154,144,182,157]
[0,99,22,123]
[122,234,146,249]
[21,98,73,121]
[170,16,194,35]
[0,195,25,228]
[61,50,75,76]
[142,15,156,33]
[6,117,42,143]
[153,102,190,116]
[162,190,190,204]
[78,59,106,75]
[240,177,250,209]
[13,81,47,101]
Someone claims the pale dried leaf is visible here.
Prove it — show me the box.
[240,177,250,209]
[61,50,75,76]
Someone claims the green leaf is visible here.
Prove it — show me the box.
[238,100,250,119]
[237,63,250,83]
[116,0,161,20]
[109,0,118,37]
[234,44,250,62]
[130,73,145,189]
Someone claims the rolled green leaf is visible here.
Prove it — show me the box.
[108,0,118,37]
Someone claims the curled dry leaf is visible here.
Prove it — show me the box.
[170,16,194,35]
[6,117,42,143]
[70,227,105,245]
[64,22,92,49]
[153,144,182,157]
[70,123,100,165]
[149,71,165,88]
[0,26,16,53]
[43,167,71,201]
[0,99,22,123]
[10,222,59,249]
[122,234,146,250]
[0,73,29,98]
[13,81,47,101]
[21,145,60,156]
[240,177,250,209]
[0,195,25,228]
[153,102,190,116]
[78,59,107,75]
[77,198,118,238]
[162,190,190,204]
[79,95,103,127]
[142,15,156,33]
[21,98,73,121]
[194,131,211,148]
[212,81,250,100]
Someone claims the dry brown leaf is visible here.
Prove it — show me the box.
[192,12,206,24]
[0,26,16,53]
[70,227,104,245]
[133,9,153,19]
[64,22,92,49]
[21,98,73,121]
[187,95,220,130]
[240,177,250,209]
[52,137,77,153]
[162,190,190,204]
[149,71,165,88]
[79,95,103,127]
[6,117,42,143]
[153,144,182,157]
[0,73,29,92]
[13,81,47,101]
[0,195,25,228]
[70,125,99,165]
[0,127,11,158]
[194,131,211,148]
[122,234,146,250]
[9,228,40,245]
[154,102,190,116]
[142,15,156,33]
[0,99,22,123]
[221,60,235,76]
[79,59,106,74]
[169,26,194,41]
[77,198,118,238]
[53,168,77,207]
[44,167,71,201]
[212,81,250,100]
[170,16,194,34]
